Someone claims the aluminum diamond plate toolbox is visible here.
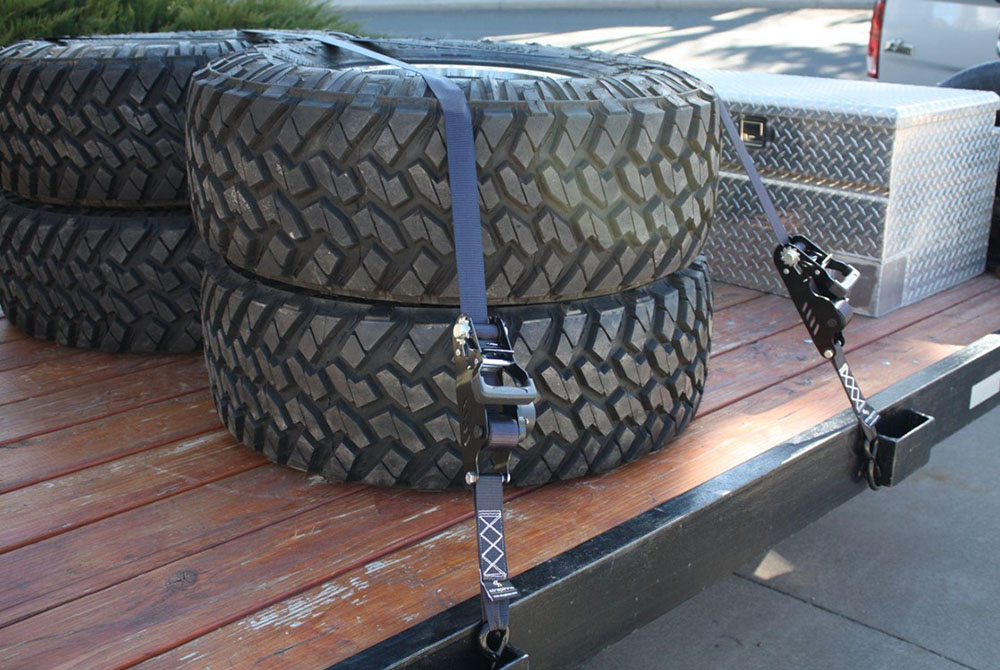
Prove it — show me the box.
[691,69,1000,316]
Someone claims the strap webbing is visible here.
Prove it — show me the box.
[719,100,883,486]
[474,474,514,633]
[244,31,490,325]
[240,34,881,651]
[241,31,520,654]
[297,32,515,628]
[718,103,790,247]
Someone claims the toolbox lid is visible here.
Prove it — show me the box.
[689,69,999,128]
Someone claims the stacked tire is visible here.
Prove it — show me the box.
[0,32,254,352]
[189,38,721,489]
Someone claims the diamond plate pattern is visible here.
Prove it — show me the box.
[697,69,999,317]
[707,173,887,301]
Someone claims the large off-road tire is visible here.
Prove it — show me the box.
[188,38,720,306]
[0,193,209,352]
[0,32,253,208]
[202,257,712,489]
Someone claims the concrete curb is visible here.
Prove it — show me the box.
[341,0,870,14]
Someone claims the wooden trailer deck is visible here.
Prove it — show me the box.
[1,274,1000,669]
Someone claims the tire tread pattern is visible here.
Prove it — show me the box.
[188,39,720,305]
[0,32,252,207]
[0,193,209,352]
[202,257,713,489]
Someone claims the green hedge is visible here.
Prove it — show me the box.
[0,0,360,46]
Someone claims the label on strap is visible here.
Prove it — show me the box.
[482,578,519,603]
[475,475,519,604]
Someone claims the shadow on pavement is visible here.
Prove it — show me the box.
[352,7,871,79]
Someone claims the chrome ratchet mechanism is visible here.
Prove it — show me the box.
[453,315,537,665]
[453,314,537,480]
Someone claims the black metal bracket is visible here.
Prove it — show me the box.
[773,234,934,489]
[872,408,936,486]
[774,234,859,360]
[452,314,538,477]
[488,644,530,669]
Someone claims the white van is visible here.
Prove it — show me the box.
[867,0,1000,84]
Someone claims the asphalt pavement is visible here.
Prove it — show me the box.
[350,7,872,79]
[346,8,1000,668]
[584,404,1000,670]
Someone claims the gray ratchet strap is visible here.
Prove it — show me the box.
[718,102,883,488]
[475,473,519,638]
[240,31,536,664]
[242,30,489,322]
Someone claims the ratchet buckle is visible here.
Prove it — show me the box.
[452,314,538,479]
[774,234,861,360]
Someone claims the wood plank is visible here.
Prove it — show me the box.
[0,392,220,495]
[0,337,78,372]
[712,293,801,356]
[0,352,178,407]
[0,431,264,554]
[2,277,996,669]
[0,466,357,628]
[703,275,998,414]
[0,355,207,444]
[135,276,1000,669]
[0,318,25,344]
[713,283,764,311]
[0,487,515,669]
[12,281,999,670]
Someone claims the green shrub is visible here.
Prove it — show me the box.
[0,0,360,46]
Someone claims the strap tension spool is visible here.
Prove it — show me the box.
[453,314,537,481]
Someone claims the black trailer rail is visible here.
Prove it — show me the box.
[342,333,1000,670]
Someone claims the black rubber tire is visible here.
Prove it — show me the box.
[187,38,720,306]
[0,193,209,352]
[202,257,712,489]
[0,32,254,208]
[939,62,1000,270]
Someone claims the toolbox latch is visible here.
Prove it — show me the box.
[739,115,768,148]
